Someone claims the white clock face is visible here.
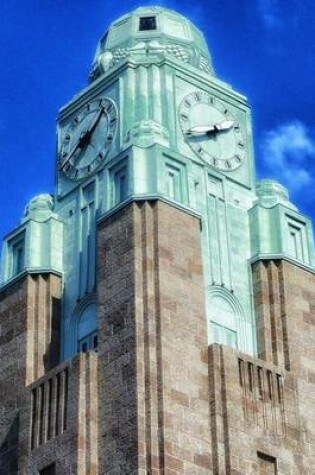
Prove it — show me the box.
[179,91,246,171]
[59,97,118,180]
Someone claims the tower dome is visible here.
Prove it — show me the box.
[255,179,297,210]
[90,6,214,81]
[23,194,55,222]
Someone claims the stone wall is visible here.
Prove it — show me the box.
[19,351,98,475]
[97,200,211,474]
[1,206,315,475]
[206,259,315,475]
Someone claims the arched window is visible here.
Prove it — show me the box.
[77,303,98,353]
[207,287,245,350]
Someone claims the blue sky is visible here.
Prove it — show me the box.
[0,0,314,242]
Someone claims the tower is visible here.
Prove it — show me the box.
[0,6,314,474]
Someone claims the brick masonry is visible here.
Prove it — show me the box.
[0,202,314,474]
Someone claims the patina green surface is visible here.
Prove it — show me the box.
[1,7,314,358]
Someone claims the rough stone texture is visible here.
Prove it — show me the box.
[206,259,315,475]
[97,200,211,474]
[0,273,62,474]
[19,351,99,475]
[1,206,315,475]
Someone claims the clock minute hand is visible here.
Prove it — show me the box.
[78,107,105,149]
[60,139,83,170]
[60,108,105,170]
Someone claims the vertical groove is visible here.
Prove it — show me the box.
[38,383,45,446]
[43,380,50,443]
[266,262,278,365]
[278,262,291,370]
[224,201,233,290]
[34,276,39,381]
[30,388,37,450]
[86,356,91,474]
[141,203,153,473]
[152,65,162,124]
[209,347,219,475]
[58,370,66,435]
[47,378,52,439]
[147,66,153,120]
[220,347,231,474]
[50,375,57,439]
[215,198,223,284]
[207,194,215,284]
[55,373,60,435]
[153,203,166,473]
[63,368,68,431]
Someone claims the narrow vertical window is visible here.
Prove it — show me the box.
[248,362,253,393]
[276,374,283,403]
[238,359,244,387]
[267,370,273,400]
[113,164,128,205]
[165,161,186,203]
[9,232,26,277]
[257,366,264,398]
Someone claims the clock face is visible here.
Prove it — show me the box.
[59,97,118,180]
[179,91,246,171]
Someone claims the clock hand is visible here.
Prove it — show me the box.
[60,139,83,169]
[186,125,216,136]
[187,120,235,137]
[77,107,105,148]
[60,108,105,169]
[213,120,235,132]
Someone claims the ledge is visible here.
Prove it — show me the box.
[0,267,63,293]
[250,253,315,275]
[97,194,202,226]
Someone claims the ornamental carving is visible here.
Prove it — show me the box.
[89,40,213,81]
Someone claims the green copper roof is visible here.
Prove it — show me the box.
[90,6,214,81]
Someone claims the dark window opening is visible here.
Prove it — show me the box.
[139,16,157,31]
[257,452,277,474]
[39,463,56,475]
[93,334,98,349]
[78,330,98,353]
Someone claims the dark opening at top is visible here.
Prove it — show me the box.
[139,16,157,31]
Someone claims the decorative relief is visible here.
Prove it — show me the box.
[124,120,170,148]
[199,55,213,75]
[238,357,287,435]
[165,44,190,62]
[90,40,212,80]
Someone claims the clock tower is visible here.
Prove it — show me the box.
[1,6,315,475]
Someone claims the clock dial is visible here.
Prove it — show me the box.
[59,97,118,180]
[179,91,246,171]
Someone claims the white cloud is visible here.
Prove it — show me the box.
[257,0,283,29]
[261,121,315,192]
